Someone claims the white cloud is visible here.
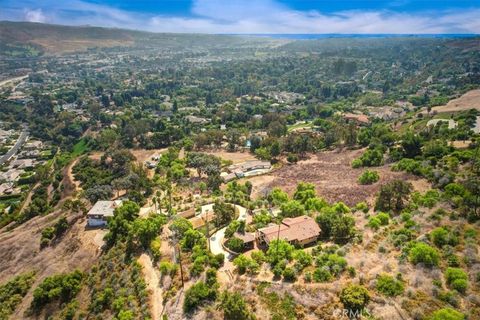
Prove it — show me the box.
[1,0,479,34]
[24,8,47,23]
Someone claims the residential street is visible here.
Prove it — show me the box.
[0,129,28,165]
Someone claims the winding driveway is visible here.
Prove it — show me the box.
[209,204,247,260]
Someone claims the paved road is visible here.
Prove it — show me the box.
[209,204,247,260]
[0,129,28,165]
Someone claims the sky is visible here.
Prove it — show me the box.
[1,0,479,34]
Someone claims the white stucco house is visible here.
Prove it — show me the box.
[87,200,122,227]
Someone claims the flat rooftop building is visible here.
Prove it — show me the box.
[87,200,122,227]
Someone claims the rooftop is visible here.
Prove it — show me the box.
[258,215,321,244]
[87,200,122,217]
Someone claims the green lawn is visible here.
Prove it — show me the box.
[71,138,89,157]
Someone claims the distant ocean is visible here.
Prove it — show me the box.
[233,34,479,39]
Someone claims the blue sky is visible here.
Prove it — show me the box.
[1,0,479,33]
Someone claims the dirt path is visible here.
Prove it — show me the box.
[65,158,81,194]
[138,253,163,320]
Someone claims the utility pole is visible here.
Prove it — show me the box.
[205,209,210,251]
[275,218,281,262]
[176,243,184,288]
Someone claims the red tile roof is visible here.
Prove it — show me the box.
[258,215,321,244]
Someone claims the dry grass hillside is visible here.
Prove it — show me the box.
[0,209,104,318]
[431,89,480,113]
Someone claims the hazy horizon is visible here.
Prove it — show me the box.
[1,0,480,34]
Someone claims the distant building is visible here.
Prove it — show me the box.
[185,115,209,124]
[87,200,122,227]
[343,113,370,125]
[228,160,271,173]
[257,215,321,247]
[24,140,43,150]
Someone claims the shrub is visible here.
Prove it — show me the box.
[358,170,380,185]
[430,227,458,248]
[282,267,296,282]
[339,284,370,312]
[445,268,468,293]
[355,202,369,213]
[368,217,381,230]
[31,270,83,310]
[233,255,256,274]
[225,237,244,253]
[376,274,404,297]
[183,281,217,313]
[287,153,298,163]
[392,158,424,175]
[219,290,255,320]
[213,254,225,268]
[315,253,348,277]
[251,251,266,264]
[412,189,440,208]
[150,237,161,261]
[352,159,363,168]
[313,267,333,282]
[368,212,389,230]
[428,308,465,320]
[376,212,390,225]
[159,261,177,277]
[40,227,55,247]
[0,271,36,319]
[293,250,313,270]
[408,242,440,267]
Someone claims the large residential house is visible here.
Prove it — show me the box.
[87,200,122,227]
[257,215,321,247]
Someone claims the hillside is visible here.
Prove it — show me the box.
[0,21,280,55]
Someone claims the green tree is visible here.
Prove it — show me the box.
[280,200,305,218]
[268,188,289,206]
[104,201,140,247]
[401,131,423,158]
[169,217,193,239]
[213,201,235,228]
[375,180,412,213]
[293,182,316,204]
[266,239,295,266]
[339,284,370,312]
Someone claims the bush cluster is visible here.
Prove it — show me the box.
[358,170,380,185]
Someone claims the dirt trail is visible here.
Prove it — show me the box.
[138,253,163,320]
[64,158,81,196]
